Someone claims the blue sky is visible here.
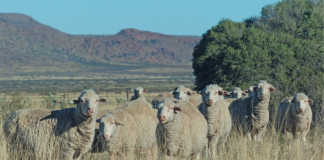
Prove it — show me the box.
[0,0,280,36]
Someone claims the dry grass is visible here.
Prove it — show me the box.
[214,130,324,160]
[1,92,324,160]
[0,119,8,160]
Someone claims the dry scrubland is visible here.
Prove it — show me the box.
[1,92,324,160]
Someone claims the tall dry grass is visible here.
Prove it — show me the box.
[0,119,8,160]
[213,128,324,160]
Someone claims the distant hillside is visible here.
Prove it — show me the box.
[0,13,200,73]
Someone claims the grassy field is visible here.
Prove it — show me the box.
[1,86,324,159]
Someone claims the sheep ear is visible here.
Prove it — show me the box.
[307,99,313,106]
[98,98,107,103]
[173,107,182,113]
[269,87,275,92]
[218,90,224,95]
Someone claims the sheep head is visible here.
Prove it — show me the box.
[253,81,275,100]
[202,84,224,106]
[158,98,182,124]
[292,93,312,114]
[172,85,193,101]
[74,89,106,117]
[97,113,123,141]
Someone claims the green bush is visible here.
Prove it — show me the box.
[193,0,324,125]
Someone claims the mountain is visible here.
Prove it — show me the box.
[0,13,201,74]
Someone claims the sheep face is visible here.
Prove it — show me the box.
[98,114,122,141]
[232,87,243,98]
[292,93,312,114]
[202,84,224,106]
[74,89,106,117]
[134,87,144,99]
[172,85,191,101]
[254,81,275,100]
[158,99,181,124]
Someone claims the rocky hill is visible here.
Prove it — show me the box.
[0,13,200,73]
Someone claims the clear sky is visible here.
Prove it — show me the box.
[0,0,280,36]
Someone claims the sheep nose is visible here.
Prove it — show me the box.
[88,108,94,114]
[160,115,166,122]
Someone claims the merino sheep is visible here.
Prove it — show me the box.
[276,93,312,141]
[97,96,159,160]
[130,87,145,101]
[172,86,201,106]
[201,84,232,158]
[275,96,293,132]
[157,98,208,160]
[229,80,275,141]
[3,89,106,160]
[172,85,206,117]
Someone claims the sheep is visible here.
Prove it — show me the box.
[157,98,208,160]
[97,109,137,159]
[229,87,247,99]
[229,80,275,141]
[172,85,201,106]
[275,96,293,133]
[275,93,312,141]
[91,108,113,153]
[171,85,206,117]
[201,84,232,158]
[130,87,145,101]
[97,96,159,160]
[3,89,106,160]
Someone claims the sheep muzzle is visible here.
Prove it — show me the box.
[159,116,166,123]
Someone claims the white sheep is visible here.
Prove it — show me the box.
[157,98,208,160]
[97,96,159,160]
[229,81,275,141]
[201,84,232,158]
[3,89,106,160]
[276,93,312,141]
[171,85,206,117]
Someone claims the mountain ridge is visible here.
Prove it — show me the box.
[0,13,201,72]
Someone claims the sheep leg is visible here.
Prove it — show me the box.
[125,149,135,160]
[190,153,200,160]
[150,144,158,160]
[208,136,219,159]
[61,148,75,160]
[165,154,175,160]
[199,144,209,160]
[108,153,117,160]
